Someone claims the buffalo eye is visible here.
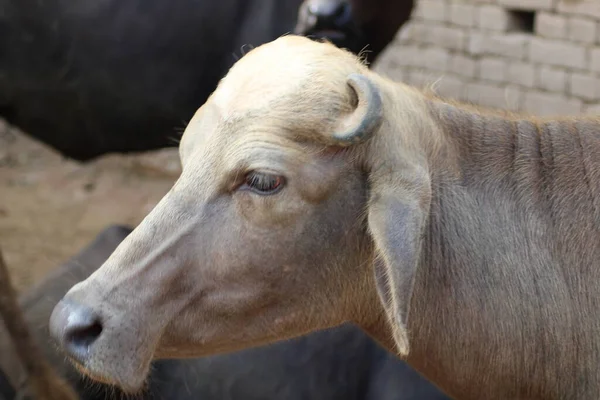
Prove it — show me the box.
[241,171,285,195]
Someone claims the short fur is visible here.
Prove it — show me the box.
[0,225,450,400]
[49,36,600,400]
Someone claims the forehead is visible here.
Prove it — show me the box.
[178,36,364,167]
[210,36,359,112]
[179,102,316,172]
[212,65,310,114]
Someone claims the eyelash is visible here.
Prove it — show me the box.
[240,171,285,195]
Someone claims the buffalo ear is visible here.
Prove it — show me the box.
[367,167,431,356]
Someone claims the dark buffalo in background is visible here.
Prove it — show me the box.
[0,225,449,400]
[295,0,414,65]
[0,0,414,161]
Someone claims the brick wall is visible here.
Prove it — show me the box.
[373,0,600,115]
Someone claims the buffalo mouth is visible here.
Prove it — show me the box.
[70,357,149,394]
[72,362,112,386]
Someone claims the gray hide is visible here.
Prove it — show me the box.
[0,225,450,400]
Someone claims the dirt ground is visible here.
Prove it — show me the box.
[0,118,182,293]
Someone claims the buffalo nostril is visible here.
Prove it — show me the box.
[65,319,103,350]
[49,299,103,362]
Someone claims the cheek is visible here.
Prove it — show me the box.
[234,191,306,228]
[296,151,348,203]
[221,174,367,275]
[204,278,281,314]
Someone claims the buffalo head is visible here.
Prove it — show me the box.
[49,35,433,393]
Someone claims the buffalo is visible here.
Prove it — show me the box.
[0,0,414,161]
[50,35,600,400]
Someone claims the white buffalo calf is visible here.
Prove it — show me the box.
[50,35,600,400]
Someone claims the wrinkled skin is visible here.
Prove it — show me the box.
[295,0,414,64]
[49,36,397,392]
[0,225,449,400]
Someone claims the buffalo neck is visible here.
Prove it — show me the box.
[425,99,600,232]
[401,99,600,399]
